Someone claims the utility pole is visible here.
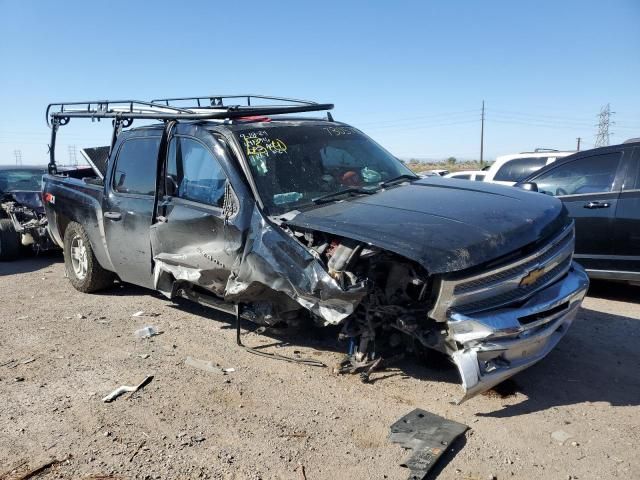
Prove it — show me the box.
[576,137,581,151]
[13,149,22,165]
[68,145,77,166]
[480,100,485,168]
[595,104,614,147]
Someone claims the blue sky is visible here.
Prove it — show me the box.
[0,0,639,165]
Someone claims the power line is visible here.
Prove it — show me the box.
[13,149,22,165]
[595,104,614,147]
[480,100,485,167]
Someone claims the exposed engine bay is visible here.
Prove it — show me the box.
[239,225,451,381]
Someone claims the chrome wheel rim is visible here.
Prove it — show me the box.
[70,235,88,280]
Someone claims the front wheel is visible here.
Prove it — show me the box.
[63,222,114,292]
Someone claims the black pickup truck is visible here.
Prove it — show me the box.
[42,96,589,402]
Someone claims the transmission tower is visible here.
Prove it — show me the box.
[68,145,78,166]
[594,104,615,147]
[13,149,22,165]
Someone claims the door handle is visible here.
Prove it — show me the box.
[104,211,122,220]
[583,201,610,209]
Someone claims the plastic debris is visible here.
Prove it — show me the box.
[134,326,161,339]
[389,408,468,480]
[185,356,235,375]
[551,430,573,444]
[131,311,160,317]
[102,375,154,403]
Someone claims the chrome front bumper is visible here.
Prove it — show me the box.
[448,262,589,403]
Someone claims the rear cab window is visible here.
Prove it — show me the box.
[112,137,160,195]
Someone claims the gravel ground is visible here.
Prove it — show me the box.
[0,255,638,480]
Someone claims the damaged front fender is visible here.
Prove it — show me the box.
[224,209,367,325]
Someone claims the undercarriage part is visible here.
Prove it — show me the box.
[389,409,468,480]
[234,304,327,368]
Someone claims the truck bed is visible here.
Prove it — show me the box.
[42,172,112,271]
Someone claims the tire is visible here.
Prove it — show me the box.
[63,222,114,292]
[0,218,21,261]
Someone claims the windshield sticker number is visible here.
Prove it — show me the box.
[324,126,356,136]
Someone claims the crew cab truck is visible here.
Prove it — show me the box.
[42,96,589,402]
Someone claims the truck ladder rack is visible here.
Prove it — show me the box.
[45,95,333,173]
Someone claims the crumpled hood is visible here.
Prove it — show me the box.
[286,178,568,274]
[4,191,44,213]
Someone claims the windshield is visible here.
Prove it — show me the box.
[0,168,46,193]
[234,124,416,213]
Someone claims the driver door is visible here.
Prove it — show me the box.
[530,150,625,269]
[150,134,241,297]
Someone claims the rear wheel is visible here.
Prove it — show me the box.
[0,218,21,260]
[63,222,114,292]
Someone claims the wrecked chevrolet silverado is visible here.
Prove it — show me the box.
[42,96,589,402]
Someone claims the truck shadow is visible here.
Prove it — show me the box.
[0,252,62,276]
[478,305,640,417]
[171,296,462,385]
[586,279,639,303]
[162,283,640,414]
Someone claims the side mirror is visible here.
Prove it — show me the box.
[116,172,126,189]
[517,182,538,192]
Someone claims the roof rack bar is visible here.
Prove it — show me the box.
[150,94,319,108]
[48,104,334,125]
[46,100,194,127]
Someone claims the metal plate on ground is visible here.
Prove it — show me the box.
[389,408,468,480]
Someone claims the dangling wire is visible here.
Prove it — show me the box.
[234,304,326,368]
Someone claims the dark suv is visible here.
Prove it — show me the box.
[521,140,640,282]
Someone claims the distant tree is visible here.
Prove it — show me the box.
[446,156,457,166]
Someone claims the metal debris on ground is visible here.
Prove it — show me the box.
[185,356,235,375]
[102,375,154,403]
[134,326,161,339]
[2,357,35,368]
[389,408,468,480]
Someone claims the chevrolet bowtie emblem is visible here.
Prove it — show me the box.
[520,267,546,287]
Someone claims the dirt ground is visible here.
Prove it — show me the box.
[0,255,638,480]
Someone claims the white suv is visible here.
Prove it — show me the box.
[483,149,575,186]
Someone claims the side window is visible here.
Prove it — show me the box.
[455,174,471,180]
[166,137,227,207]
[493,157,548,182]
[475,173,486,181]
[113,137,160,195]
[533,152,622,197]
[623,148,640,191]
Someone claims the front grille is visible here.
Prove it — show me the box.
[429,224,575,322]
[454,230,573,295]
[456,255,572,314]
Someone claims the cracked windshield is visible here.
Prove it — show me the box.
[235,125,415,213]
